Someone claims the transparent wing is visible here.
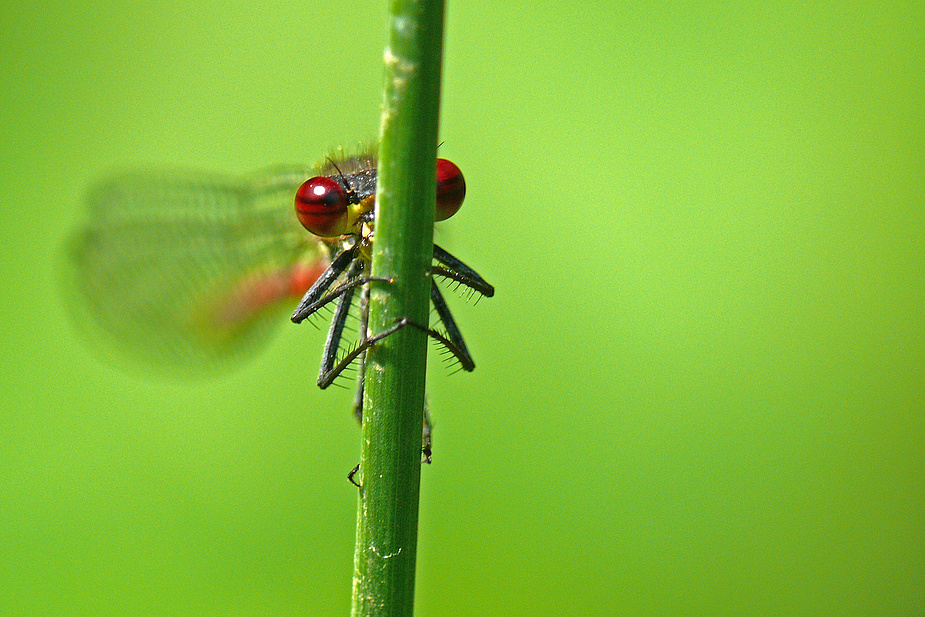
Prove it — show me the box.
[65,164,328,374]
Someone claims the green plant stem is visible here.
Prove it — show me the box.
[350,0,446,615]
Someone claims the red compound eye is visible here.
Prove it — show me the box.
[435,159,465,221]
[295,176,349,237]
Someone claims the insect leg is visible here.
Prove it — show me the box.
[318,258,363,387]
[422,402,433,464]
[291,244,358,322]
[430,282,475,370]
[352,280,370,424]
[432,244,495,297]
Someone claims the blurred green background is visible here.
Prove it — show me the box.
[2,0,922,615]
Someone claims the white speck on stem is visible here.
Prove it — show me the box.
[369,544,402,561]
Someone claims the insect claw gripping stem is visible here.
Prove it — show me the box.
[348,463,361,488]
[347,407,434,488]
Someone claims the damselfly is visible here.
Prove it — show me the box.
[289,153,494,396]
[67,146,493,406]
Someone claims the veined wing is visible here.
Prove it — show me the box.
[66,164,328,374]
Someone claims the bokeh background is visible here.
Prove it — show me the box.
[2,1,922,615]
